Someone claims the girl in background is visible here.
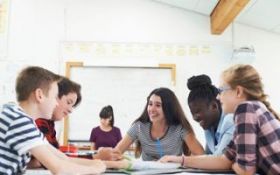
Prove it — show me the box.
[90,105,122,150]
[160,64,280,175]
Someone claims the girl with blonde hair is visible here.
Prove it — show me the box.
[160,64,280,175]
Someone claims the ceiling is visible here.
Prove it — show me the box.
[153,0,280,35]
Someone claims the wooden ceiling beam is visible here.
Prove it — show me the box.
[210,0,250,35]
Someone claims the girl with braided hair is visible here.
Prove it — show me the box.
[187,74,234,155]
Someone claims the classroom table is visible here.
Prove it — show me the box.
[24,168,237,175]
[24,152,238,174]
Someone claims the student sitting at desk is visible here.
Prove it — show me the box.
[90,105,122,150]
[35,77,82,149]
[187,74,234,155]
[160,64,280,175]
[0,66,105,174]
[102,87,204,161]
[32,77,119,162]
[27,77,82,168]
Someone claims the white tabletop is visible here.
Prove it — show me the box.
[24,169,236,175]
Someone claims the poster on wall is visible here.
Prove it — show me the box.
[60,41,214,60]
[0,0,9,57]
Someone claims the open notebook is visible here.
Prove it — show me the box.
[106,168,235,175]
[130,160,181,170]
[106,161,182,175]
[25,160,235,175]
[105,160,235,175]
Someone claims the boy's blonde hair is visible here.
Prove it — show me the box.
[222,64,279,120]
[16,66,61,102]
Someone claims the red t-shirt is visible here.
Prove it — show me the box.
[36,118,59,149]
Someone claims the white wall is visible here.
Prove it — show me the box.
[234,23,280,112]
[2,0,280,145]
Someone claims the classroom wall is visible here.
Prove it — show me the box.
[234,23,280,111]
[2,0,280,145]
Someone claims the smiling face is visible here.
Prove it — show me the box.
[52,92,78,121]
[147,94,165,123]
[189,99,220,130]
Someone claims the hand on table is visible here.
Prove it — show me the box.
[93,147,122,161]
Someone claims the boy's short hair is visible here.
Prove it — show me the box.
[16,66,61,101]
[58,77,82,107]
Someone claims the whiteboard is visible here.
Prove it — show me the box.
[67,64,175,141]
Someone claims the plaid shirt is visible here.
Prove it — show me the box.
[224,101,280,175]
[35,118,59,149]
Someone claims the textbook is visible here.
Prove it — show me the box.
[106,168,183,175]
[130,160,181,170]
[106,161,182,175]
[105,160,236,175]
[25,168,236,175]
[105,168,235,175]
[105,160,235,175]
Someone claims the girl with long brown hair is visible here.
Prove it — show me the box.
[114,87,204,160]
